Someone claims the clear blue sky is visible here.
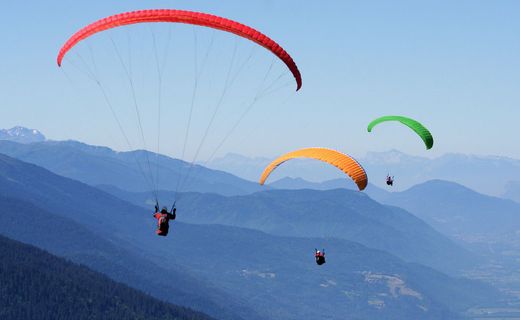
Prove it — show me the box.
[1,1,519,160]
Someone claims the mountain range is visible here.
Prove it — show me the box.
[0,139,262,196]
[100,186,478,276]
[0,126,46,144]
[368,180,520,242]
[365,179,520,301]
[0,129,518,318]
[208,150,520,197]
[0,154,256,320]
[3,127,519,199]
[0,152,503,319]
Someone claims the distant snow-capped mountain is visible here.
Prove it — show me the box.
[0,126,45,144]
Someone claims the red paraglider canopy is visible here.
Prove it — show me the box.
[57,9,302,91]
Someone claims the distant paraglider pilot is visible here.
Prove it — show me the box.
[153,204,176,236]
[315,249,326,265]
[386,175,394,186]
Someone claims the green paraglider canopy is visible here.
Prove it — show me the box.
[367,116,434,150]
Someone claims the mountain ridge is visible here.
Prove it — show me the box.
[99,185,479,275]
[0,139,263,196]
[208,150,520,196]
[0,126,45,144]
[0,152,503,319]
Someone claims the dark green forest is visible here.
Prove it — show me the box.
[0,234,214,320]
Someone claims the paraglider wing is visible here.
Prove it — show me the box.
[259,148,368,191]
[57,9,302,91]
[367,116,433,150]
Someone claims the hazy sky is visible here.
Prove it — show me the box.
[1,1,519,161]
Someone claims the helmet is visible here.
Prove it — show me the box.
[316,250,320,254]
[162,206,168,211]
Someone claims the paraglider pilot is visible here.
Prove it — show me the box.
[386,175,394,186]
[153,203,176,236]
[315,249,326,265]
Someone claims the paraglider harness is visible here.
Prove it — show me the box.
[315,248,326,265]
[154,201,177,237]
[386,175,394,186]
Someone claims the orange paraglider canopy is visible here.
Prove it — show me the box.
[259,148,368,191]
